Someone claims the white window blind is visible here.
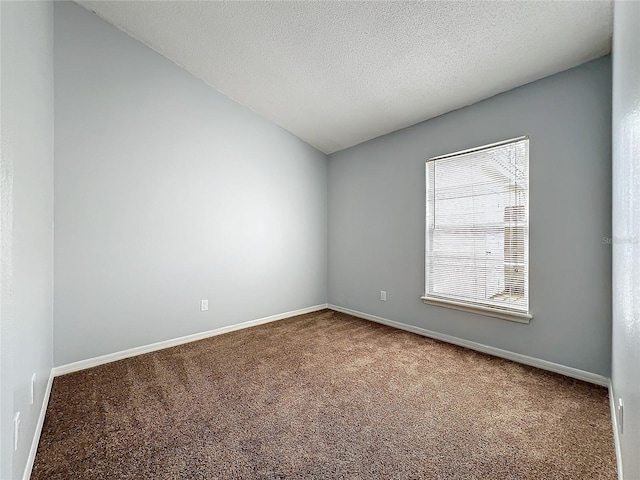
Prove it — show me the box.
[423,136,530,322]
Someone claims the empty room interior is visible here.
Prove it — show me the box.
[1,0,639,479]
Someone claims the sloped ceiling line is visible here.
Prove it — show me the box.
[76,1,613,154]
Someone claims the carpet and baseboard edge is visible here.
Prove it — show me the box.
[22,368,55,480]
[52,304,329,377]
[51,303,611,386]
[328,304,609,387]
[608,380,624,480]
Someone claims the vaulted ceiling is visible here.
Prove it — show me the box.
[76,1,613,154]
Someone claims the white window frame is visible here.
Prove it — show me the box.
[421,136,532,324]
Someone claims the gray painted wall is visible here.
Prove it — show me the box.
[53,2,327,366]
[611,1,640,478]
[0,1,54,478]
[328,57,612,376]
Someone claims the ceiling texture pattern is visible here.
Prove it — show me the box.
[76,1,613,154]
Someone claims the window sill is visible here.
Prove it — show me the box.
[420,296,532,324]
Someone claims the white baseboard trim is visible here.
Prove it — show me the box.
[53,304,329,377]
[608,381,624,480]
[22,368,54,480]
[328,304,609,387]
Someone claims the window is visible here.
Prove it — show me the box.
[422,136,531,323]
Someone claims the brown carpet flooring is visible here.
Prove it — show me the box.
[32,309,616,479]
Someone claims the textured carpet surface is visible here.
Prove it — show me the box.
[32,309,616,479]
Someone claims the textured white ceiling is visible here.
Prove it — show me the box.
[76,1,612,154]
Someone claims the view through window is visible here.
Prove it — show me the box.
[424,137,530,319]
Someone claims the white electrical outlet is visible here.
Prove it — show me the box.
[200,299,209,312]
[617,398,624,434]
[380,291,387,301]
[14,412,20,451]
[31,373,36,405]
